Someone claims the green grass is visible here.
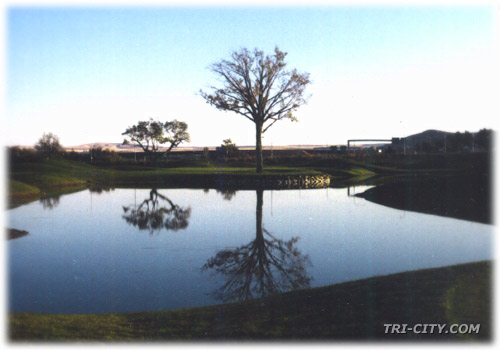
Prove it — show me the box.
[8,153,486,207]
[343,158,444,175]
[9,160,91,189]
[10,159,323,184]
[98,165,323,178]
[8,160,92,207]
[445,271,491,339]
[8,159,326,206]
[9,261,491,341]
[344,167,376,176]
[8,180,41,196]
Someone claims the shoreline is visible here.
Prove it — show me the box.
[9,260,491,341]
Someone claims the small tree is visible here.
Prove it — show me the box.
[200,47,311,173]
[164,120,191,154]
[35,132,62,159]
[221,138,239,156]
[122,119,190,161]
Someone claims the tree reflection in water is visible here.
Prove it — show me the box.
[39,195,60,210]
[122,189,191,233]
[216,188,237,201]
[203,189,311,302]
[89,185,115,194]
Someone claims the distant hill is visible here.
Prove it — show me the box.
[403,129,453,146]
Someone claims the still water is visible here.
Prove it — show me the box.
[8,186,492,314]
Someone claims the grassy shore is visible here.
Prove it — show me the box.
[7,159,327,207]
[7,152,488,208]
[9,260,491,341]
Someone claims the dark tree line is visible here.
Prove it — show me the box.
[419,129,493,154]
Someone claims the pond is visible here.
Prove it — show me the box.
[8,182,492,314]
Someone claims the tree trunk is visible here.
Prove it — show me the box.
[256,189,264,241]
[149,151,157,166]
[255,189,265,296]
[256,124,264,173]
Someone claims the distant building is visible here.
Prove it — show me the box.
[391,137,406,154]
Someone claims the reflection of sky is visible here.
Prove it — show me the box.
[6,7,497,147]
[8,187,492,314]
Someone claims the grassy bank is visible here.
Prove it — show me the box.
[8,152,489,208]
[7,159,326,207]
[8,180,42,207]
[9,260,491,341]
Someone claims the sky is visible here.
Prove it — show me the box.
[4,3,499,147]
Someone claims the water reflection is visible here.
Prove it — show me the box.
[89,185,115,194]
[122,189,191,233]
[8,184,492,314]
[216,188,237,201]
[203,189,312,302]
[7,228,29,240]
[39,195,60,210]
[355,175,492,224]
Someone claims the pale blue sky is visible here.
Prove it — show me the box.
[6,6,498,147]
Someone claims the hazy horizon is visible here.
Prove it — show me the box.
[6,5,499,147]
[6,127,493,149]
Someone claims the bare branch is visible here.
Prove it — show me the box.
[201,47,310,130]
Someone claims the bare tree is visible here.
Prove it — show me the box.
[122,119,190,161]
[200,47,311,172]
